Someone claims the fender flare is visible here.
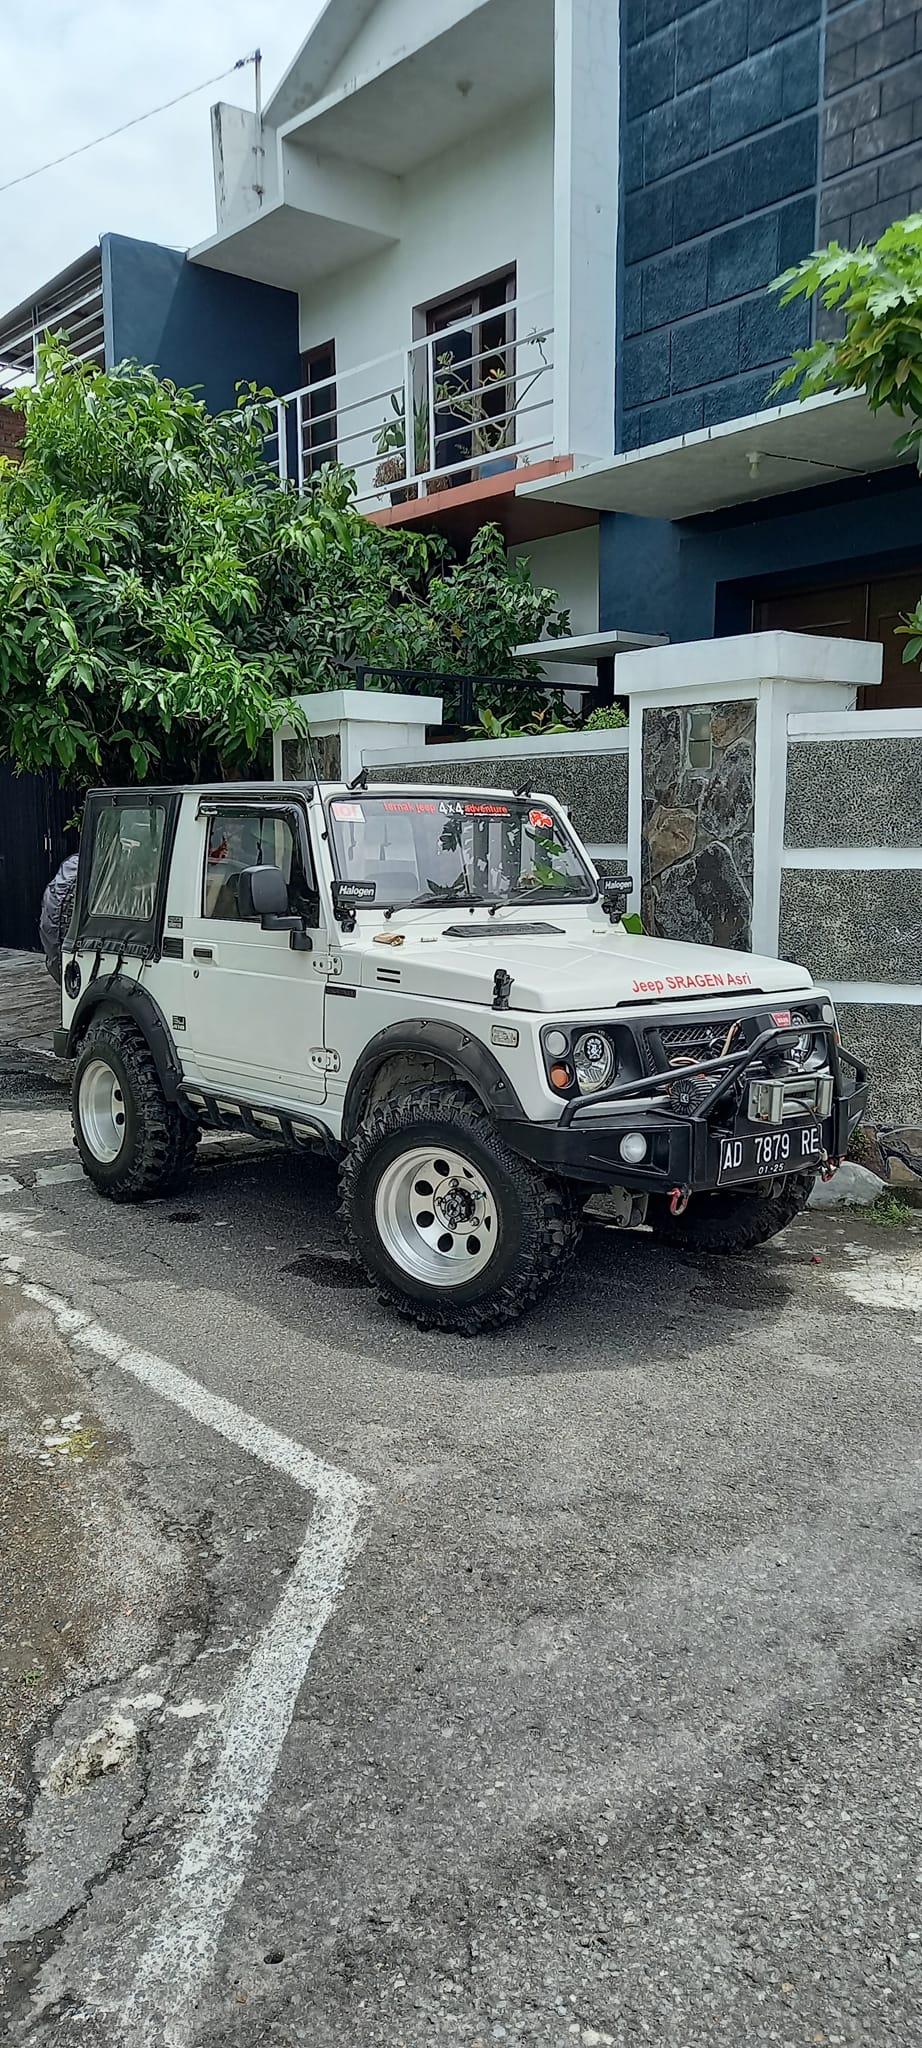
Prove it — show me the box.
[65,974,184,1104]
[341,1018,526,1139]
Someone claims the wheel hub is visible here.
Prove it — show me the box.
[77,1058,127,1163]
[434,1179,485,1231]
[374,1145,498,1288]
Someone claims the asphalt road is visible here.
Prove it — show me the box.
[1,1067,922,2048]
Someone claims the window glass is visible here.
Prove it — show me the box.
[203,810,316,922]
[86,804,166,922]
[327,795,594,907]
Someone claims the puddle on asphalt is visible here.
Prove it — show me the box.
[282,1251,368,1289]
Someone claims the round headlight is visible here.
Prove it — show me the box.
[573,1030,616,1094]
[545,1028,569,1058]
[788,1013,815,1067]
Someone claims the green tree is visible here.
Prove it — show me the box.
[0,344,568,785]
[771,212,922,663]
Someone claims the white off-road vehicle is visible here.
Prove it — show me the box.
[57,781,869,1330]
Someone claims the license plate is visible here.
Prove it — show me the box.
[718,1120,826,1186]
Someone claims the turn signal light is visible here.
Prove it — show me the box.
[550,1062,572,1091]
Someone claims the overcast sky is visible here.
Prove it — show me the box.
[0,2,323,310]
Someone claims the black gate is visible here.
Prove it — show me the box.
[0,763,80,950]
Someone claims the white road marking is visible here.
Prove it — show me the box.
[829,1244,922,1315]
[34,1163,85,1187]
[0,1217,370,2048]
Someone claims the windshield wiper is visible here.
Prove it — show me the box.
[401,890,487,909]
[506,886,591,904]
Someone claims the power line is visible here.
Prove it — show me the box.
[0,54,257,198]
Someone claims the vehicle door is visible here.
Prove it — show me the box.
[182,798,326,1104]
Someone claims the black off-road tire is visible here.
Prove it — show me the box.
[72,1015,199,1203]
[649,1172,815,1255]
[339,1082,582,1332]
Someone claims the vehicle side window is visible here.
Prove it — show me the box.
[202,810,318,924]
[87,804,167,921]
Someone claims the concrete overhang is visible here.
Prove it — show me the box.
[515,390,915,522]
[279,0,553,177]
[191,187,399,291]
[516,628,669,662]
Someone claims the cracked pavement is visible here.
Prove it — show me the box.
[1,1064,922,2047]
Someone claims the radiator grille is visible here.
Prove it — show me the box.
[646,1018,744,1071]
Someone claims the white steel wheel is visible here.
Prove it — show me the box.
[77,1058,128,1163]
[374,1143,499,1288]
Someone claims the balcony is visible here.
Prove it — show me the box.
[265,293,573,541]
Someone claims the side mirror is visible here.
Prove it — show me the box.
[237,865,289,921]
[236,865,312,951]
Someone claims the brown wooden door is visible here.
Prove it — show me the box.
[754,571,922,707]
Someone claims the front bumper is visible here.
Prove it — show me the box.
[503,1025,870,1191]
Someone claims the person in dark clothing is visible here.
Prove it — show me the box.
[39,853,79,983]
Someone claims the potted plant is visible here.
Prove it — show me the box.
[373,368,460,503]
[373,393,418,503]
[443,326,552,479]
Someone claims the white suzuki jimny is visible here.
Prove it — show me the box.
[57,782,869,1330]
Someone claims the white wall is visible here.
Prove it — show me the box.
[508,528,600,692]
[298,95,554,367]
[508,529,599,634]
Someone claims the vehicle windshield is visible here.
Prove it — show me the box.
[327,793,596,909]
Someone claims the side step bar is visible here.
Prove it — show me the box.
[179,1085,338,1157]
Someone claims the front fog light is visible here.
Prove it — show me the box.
[619,1132,648,1165]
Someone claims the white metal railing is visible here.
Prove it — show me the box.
[266,291,555,507]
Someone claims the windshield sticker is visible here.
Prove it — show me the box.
[463,802,511,817]
[529,808,555,830]
[382,799,437,815]
[631,970,754,995]
[331,801,364,822]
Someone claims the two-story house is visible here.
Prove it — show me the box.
[192,0,922,708]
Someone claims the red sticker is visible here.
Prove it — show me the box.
[771,1010,792,1028]
[529,808,554,829]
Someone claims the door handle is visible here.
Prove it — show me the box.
[192,945,214,961]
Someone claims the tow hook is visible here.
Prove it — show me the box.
[821,1156,843,1183]
[669,1185,692,1217]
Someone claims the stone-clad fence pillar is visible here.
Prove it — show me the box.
[615,632,882,956]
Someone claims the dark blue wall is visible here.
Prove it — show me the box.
[619,0,821,452]
[599,469,922,642]
[101,234,301,411]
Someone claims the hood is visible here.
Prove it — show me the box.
[357,911,814,1014]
